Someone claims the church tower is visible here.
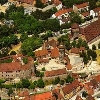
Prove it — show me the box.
[58,42,65,61]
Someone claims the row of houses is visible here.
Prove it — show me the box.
[16,80,81,100]
[15,74,100,100]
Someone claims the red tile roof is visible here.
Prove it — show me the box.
[18,90,29,97]
[82,19,100,42]
[71,47,85,54]
[38,58,49,63]
[66,63,72,70]
[52,89,63,100]
[53,0,62,6]
[93,7,100,12]
[86,95,95,100]
[75,2,89,9]
[81,12,90,17]
[75,95,83,100]
[45,68,67,77]
[71,48,80,54]
[0,60,32,72]
[17,0,34,4]
[54,8,72,17]
[35,49,48,57]
[50,48,60,58]
[62,80,80,95]
[30,92,52,100]
[71,23,79,29]
[94,75,100,83]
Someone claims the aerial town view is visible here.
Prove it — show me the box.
[1,0,100,100]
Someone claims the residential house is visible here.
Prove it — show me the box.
[45,68,67,78]
[75,95,83,100]
[71,23,80,39]
[70,47,85,54]
[61,80,81,100]
[73,2,89,13]
[17,0,35,5]
[90,7,100,18]
[52,8,72,25]
[81,11,90,19]
[82,17,100,43]
[0,55,34,80]
[53,0,62,10]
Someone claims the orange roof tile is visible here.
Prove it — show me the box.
[83,18,100,42]
[62,80,80,95]
[81,12,90,17]
[93,7,100,12]
[76,95,83,100]
[30,92,52,100]
[66,63,72,70]
[71,48,80,54]
[54,8,72,17]
[50,48,60,58]
[75,2,89,9]
[45,68,67,77]
[71,23,79,29]
[35,49,48,57]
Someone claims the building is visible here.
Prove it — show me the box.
[45,68,67,77]
[17,0,35,5]
[71,23,80,40]
[90,7,100,18]
[52,8,72,25]
[0,55,34,80]
[73,2,89,13]
[82,17,100,43]
[70,47,85,54]
[61,80,81,100]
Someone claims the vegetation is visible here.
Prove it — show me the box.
[92,44,96,50]
[10,51,16,55]
[23,57,28,64]
[37,78,45,88]
[0,58,13,64]
[52,77,60,85]
[7,88,13,96]
[42,67,46,71]
[0,0,8,5]
[61,0,87,8]
[21,37,43,57]
[21,79,30,88]
[65,75,74,83]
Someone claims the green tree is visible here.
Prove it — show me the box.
[65,75,74,83]
[29,82,35,89]
[44,19,60,32]
[70,13,84,24]
[71,40,76,48]
[20,33,28,42]
[21,37,43,56]
[37,78,45,88]
[91,50,97,61]
[98,42,100,49]
[88,0,97,10]
[42,67,46,71]
[10,51,16,55]
[92,44,96,50]
[82,91,88,97]
[7,88,13,96]
[59,80,65,85]
[23,57,28,64]
[35,0,45,8]
[21,79,30,88]
[53,77,60,85]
